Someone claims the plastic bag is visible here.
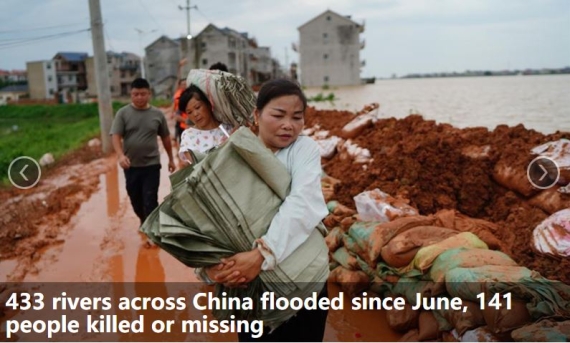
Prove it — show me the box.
[354,189,418,222]
[531,138,570,185]
[532,208,570,258]
[316,136,342,159]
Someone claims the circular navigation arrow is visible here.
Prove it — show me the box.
[8,156,42,189]
[527,156,560,190]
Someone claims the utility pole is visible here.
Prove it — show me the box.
[179,0,197,68]
[88,0,113,154]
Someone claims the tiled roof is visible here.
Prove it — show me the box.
[55,52,89,62]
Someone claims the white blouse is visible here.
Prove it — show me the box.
[259,135,329,269]
[178,125,232,162]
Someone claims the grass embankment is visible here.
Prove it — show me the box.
[0,103,124,185]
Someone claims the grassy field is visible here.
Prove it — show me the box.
[0,103,124,185]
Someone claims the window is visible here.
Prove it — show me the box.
[323,33,328,38]
[68,75,73,81]
[327,15,331,21]
[49,89,54,95]
[202,58,208,66]
[324,76,329,82]
[110,86,115,92]
[201,42,207,49]
[323,54,328,60]
[46,63,51,69]
[48,76,53,82]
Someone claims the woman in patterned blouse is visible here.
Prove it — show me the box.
[177,85,232,164]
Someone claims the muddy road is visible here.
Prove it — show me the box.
[0,124,400,342]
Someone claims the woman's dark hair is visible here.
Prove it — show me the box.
[256,79,307,112]
[209,62,229,72]
[178,84,212,113]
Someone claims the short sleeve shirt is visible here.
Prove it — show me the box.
[110,104,170,167]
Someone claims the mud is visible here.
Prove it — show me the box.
[0,109,402,341]
[1,106,568,341]
[308,108,570,284]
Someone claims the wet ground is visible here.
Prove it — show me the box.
[0,113,401,341]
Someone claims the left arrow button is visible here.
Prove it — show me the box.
[8,156,41,189]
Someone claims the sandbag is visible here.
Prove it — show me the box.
[332,246,359,271]
[529,187,570,215]
[328,266,369,297]
[316,136,341,159]
[386,302,419,332]
[493,159,538,197]
[327,201,357,217]
[411,232,489,272]
[482,297,532,335]
[440,301,485,336]
[441,330,461,342]
[531,138,570,184]
[418,311,440,341]
[381,226,458,268]
[392,278,437,307]
[367,215,437,265]
[430,248,518,283]
[532,208,570,258]
[340,215,357,232]
[325,227,344,253]
[433,209,505,252]
[461,326,500,342]
[445,266,533,302]
[340,112,375,139]
[511,319,570,342]
[354,188,418,223]
[323,214,342,229]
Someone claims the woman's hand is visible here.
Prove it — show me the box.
[204,260,235,281]
[213,249,264,288]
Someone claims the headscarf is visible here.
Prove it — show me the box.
[186,69,255,127]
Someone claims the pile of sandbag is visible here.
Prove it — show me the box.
[494,139,570,214]
[321,186,570,341]
[303,103,380,163]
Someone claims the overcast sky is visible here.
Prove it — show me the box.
[1,0,569,78]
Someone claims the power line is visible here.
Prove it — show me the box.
[104,22,115,52]
[137,0,164,33]
[0,28,91,50]
[194,6,214,24]
[0,22,85,34]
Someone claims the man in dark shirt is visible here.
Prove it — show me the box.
[110,78,175,225]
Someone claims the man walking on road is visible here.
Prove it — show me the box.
[110,78,175,226]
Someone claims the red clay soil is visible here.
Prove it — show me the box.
[0,144,106,265]
[307,108,570,284]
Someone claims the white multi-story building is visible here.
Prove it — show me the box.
[297,10,365,87]
[26,60,58,100]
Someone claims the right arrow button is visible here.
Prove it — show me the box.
[527,156,560,189]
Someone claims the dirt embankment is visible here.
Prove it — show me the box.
[306,107,570,284]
